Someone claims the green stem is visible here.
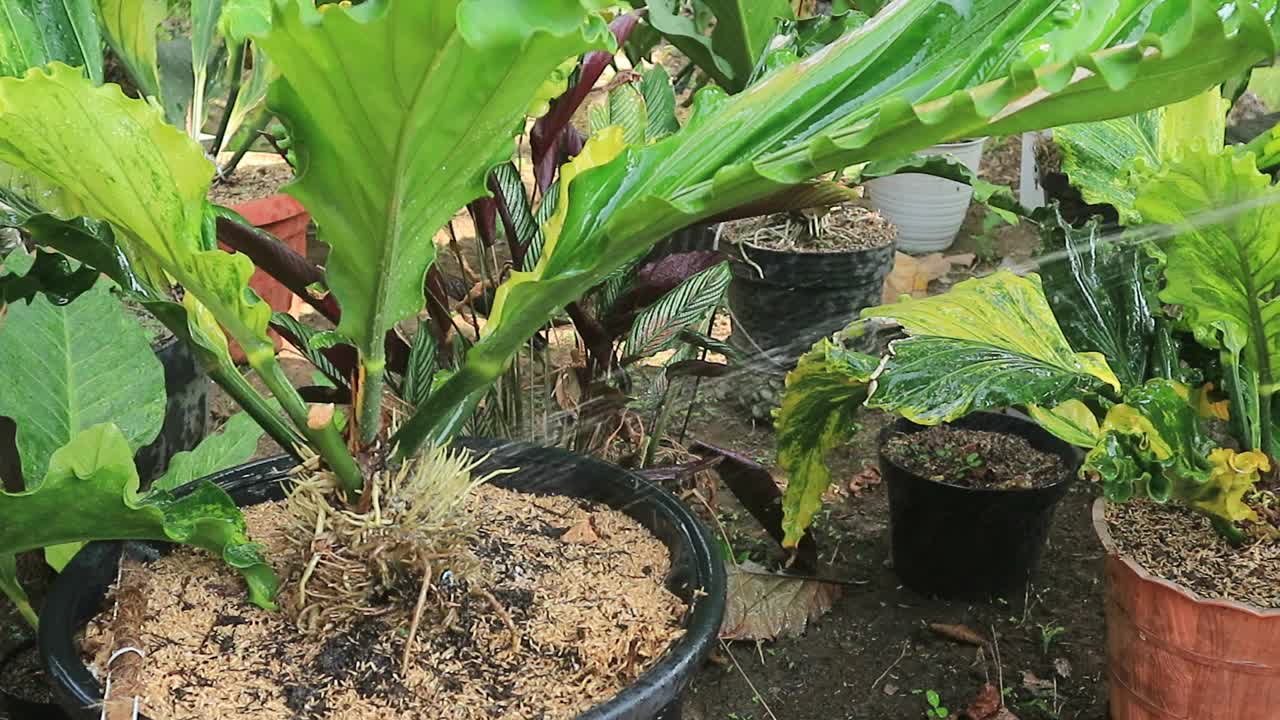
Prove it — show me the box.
[251,351,363,496]
[0,556,37,628]
[189,68,207,140]
[357,354,385,446]
[209,43,247,158]
[218,109,271,178]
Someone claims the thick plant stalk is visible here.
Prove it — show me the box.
[207,364,306,456]
[356,358,385,447]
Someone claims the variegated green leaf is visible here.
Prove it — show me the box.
[401,325,438,408]
[776,337,878,547]
[864,271,1121,424]
[607,82,647,146]
[641,65,679,140]
[1028,400,1101,448]
[153,412,263,492]
[623,260,730,360]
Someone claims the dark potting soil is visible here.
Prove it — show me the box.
[0,643,55,707]
[724,205,897,253]
[0,557,53,720]
[883,426,1067,490]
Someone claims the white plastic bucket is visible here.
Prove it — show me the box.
[865,138,987,254]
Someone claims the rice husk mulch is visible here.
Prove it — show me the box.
[1106,500,1280,609]
[82,485,686,720]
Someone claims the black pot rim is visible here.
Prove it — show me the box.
[735,237,896,260]
[39,441,727,720]
[878,412,1078,496]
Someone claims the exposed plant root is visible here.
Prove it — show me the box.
[282,444,507,643]
[473,587,521,653]
[400,561,432,675]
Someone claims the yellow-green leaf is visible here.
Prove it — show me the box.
[1029,400,1101,449]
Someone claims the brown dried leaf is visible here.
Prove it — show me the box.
[560,517,600,545]
[928,623,988,647]
[849,465,882,496]
[1053,657,1072,679]
[719,561,839,641]
[963,683,1002,720]
[883,252,977,302]
[1022,671,1054,697]
[553,369,582,412]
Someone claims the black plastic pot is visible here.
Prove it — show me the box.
[1,641,69,720]
[133,337,209,482]
[880,413,1076,599]
[39,439,726,720]
[727,239,895,367]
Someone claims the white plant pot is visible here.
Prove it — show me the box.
[866,138,987,254]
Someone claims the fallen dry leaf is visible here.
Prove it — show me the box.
[963,684,1002,720]
[882,683,898,696]
[1054,657,1072,679]
[929,623,988,647]
[883,252,976,302]
[849,465,882,496]
[719,561,840,641]
[1022,671,1054,697]
[560,516,600,545]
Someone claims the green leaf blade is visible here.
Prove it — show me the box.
[0,0,103,82]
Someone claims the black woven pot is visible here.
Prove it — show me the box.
[727,239,894,367]
[880,413,1076,599]
[39,439,726,720]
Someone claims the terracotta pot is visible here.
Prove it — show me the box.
[1093,499,1280,720]
[220,193,309,362]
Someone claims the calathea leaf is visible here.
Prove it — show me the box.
[254,0,611,410]
[0,0,103,82]
[1135,148,1280,453]
[400,325,438,409]
[0,423,277,627]
[0,257,166,484]
[864,271,1121,425]
[776,336,878,548]
[1038,207,1157,390]
[623,261,730,361]
[394,0,1278,454]
[641,65,679,141]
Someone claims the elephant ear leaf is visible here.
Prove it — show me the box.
[0,254,166,485]
[776,337,879,548]
[1136,150,1280,429]
[93,0,164,98]
[0,424,277,627]
[153,412,264,492]
[863,271,1121,424]
[254,0,611,395]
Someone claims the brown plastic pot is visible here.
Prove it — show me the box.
[219,193,309,362]
[1093,499,1280,720]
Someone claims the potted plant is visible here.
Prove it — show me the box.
[864,138,988,253]
[777,83,1280,715]
[0,0,1272,717]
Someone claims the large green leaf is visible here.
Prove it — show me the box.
[1038,208,1157,390]
[254,0,610,415]
[394,0,1278,455]
[153,411,263,491]
[189,0,224,134]
[0,423,277,626]
[1135,148,1280,453]
[0,259,165,484]
[1054,88,1230,222]
[0,0,103,81]
[775,335,878,547]
[646,0,795,93]
[0,64,274,361]
[94,0,163,97]
[863,271,1121,424]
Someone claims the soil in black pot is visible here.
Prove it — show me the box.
[80,484,687,720]
[1,642,55,707]
[883,425,1068,490]
[723,205,896,253]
